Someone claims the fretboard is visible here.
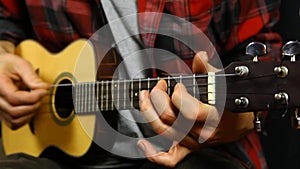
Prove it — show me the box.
[73,73,217,114]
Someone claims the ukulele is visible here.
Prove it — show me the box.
[2,40,300,158]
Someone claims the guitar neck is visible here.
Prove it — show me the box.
[70,60,300,115]
[73,74,215,113]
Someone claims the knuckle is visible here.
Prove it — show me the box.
[139,100,150,113]
[152,124,167,134]
[160,111,175,123]
[7,109,22,119]
[6,95,19,105]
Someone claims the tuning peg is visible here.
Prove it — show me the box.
[254,111,262,132]
[246,42,267,62]
[282,41,300,62]
[292,108,300,129]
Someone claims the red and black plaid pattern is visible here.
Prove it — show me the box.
[0,0,107,52]
[138,0,281,61]
[0,1,282,169]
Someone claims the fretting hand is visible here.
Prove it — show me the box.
[138,51,254,168]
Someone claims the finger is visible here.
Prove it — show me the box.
[140,90,200,148]
[137,139,159,157]
[0,109,35,130]
[137,140,191,168]
[150,87,177,125]
[192,51,219,73]
[172,83,221,123]
[0,53,49,90]
[139,90,169,133]
[13,58,49,90]
[0,78,48,106]
[152,79,168,91]
[140,90,185,138]
[0,96,42,119]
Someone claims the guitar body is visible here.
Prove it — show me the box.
[2,39,97,157]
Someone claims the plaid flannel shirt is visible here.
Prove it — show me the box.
[0,0,282,169]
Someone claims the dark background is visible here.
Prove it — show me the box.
[262,1,300,169]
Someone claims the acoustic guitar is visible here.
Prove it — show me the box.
[2,40,300,158]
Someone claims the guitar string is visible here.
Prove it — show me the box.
[45,72,276,96]
[44,74,274,99]
[40,74,278,111]
[48,73,238,88]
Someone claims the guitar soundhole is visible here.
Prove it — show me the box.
[54,79,74,119]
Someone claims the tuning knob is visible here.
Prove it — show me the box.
[292,108,300,130]
[282,41,300,62]
[254,112,262,132]
[246,42,267,62]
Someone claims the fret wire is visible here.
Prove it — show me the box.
[111,80,114,110]
[96,81,99,112]
[84,83,87,113]
[123,80,126,109]
[90,82,92,112]
[81,83,84,113]
[88,82,91,112]
[82,83,84,113]
[76,83,80,113]
[106,80,109,111]
[131,80,133,108]
[90,82,92,111]
[101,81,104,111]
[78,84,84,112]
[167,76,170,95]
[180,75,182,83]
[76,83,79,113]
[117,80,120,110]
[91,82,95,112]
[193,74,196,97]
[139,78,141,91]
[85,82,88,112]
[147,77,150,91]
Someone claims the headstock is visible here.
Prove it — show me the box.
[223,41,300,130]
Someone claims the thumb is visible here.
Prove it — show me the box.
[137,139,159,158]
[14,59,49,90]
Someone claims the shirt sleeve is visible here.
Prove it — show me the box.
[0,0,31,44]
[217,0,282,66]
